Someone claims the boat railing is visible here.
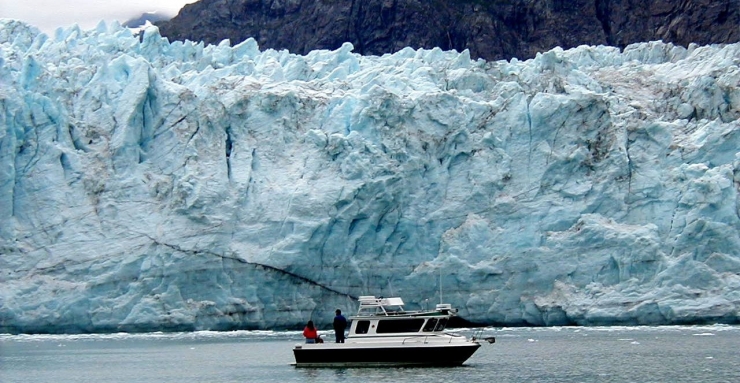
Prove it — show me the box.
[401,336,428,345]
[398,334,463,344]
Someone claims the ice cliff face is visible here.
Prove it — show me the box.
[1,20,739,333]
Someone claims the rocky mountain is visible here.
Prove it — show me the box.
[155,0,740,61]
[122,12,174,29]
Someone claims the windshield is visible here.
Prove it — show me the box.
[434,318,448,331]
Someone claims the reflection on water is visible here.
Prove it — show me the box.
[1,326,739,383]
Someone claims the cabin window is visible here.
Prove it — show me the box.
[376,318,425,333]
[355,320,370,334]
[422,318,438,332]
[434,318,448,331]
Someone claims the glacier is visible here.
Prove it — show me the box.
[1,19,739,334]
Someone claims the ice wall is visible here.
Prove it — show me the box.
[1,20,739,333]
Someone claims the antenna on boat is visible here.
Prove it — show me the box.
[439,267,443,304]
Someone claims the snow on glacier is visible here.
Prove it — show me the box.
[0,19,739,333]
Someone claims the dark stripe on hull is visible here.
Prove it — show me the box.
[293,343,481,367]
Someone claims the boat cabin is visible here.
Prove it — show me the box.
[348,296,455,337]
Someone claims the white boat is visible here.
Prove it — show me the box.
[292,296,490,367]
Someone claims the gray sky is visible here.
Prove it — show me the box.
[0,0,196,34]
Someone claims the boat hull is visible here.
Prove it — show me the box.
[292,342,481,367]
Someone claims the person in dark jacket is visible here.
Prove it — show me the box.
[333,309,347,343]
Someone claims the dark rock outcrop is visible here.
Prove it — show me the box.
[123,12,173,29]
[155,0,739,61]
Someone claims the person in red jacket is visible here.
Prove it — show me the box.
[303,320,321,343]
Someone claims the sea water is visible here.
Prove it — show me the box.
[1,326,738,382]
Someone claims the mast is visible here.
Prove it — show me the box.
[439,267,442,304]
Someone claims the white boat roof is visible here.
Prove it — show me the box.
[355,296,405,316]
[353,296,457,318]
[358,296,404,307]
